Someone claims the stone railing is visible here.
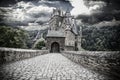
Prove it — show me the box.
[0,47,49,64]
[62,51,120,79]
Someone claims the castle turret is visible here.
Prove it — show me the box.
[65,10,71,17]
[52,9,60,16]
[49,8,63,31]
[77,25,82,50]
[71,18,78,35]
[65,10,72,25]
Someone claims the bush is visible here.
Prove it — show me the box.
[34,40,45,49]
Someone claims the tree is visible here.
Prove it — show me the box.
[81,25,120,51]
[0,26,29,48]
[34,40,45,49]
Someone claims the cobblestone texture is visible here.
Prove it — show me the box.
[0,53,109,80]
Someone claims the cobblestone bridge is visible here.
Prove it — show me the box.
[0,53,111,80]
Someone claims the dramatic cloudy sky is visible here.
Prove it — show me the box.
[0,0,120,30]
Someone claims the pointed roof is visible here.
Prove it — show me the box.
[47,30,65,38]
[71,18,78,35]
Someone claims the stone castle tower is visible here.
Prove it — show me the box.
[46,9,82,52]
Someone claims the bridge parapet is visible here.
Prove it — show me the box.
[62,51,120,79]
[0,47,49,64]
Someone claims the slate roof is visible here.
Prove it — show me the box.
[46,30,65,37]
[72,27,78,35]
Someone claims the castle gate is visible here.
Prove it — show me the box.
[46,37,65,53]
[51,42,60,53]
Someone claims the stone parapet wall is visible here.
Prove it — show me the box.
[0,47,49,64]
[62,51,120,79]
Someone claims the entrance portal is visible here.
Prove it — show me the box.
[51,42,60,53]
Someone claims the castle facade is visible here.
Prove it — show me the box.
[46,9,81,52]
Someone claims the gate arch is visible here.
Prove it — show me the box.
[51,42,60,53]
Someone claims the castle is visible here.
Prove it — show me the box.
[46,9,82,52]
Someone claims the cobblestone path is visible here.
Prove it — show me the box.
[0,53,108,80]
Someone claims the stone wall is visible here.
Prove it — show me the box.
[0,47,49,64]
[62,51,120,79]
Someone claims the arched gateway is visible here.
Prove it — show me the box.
[46,36,65,53]
[51,42,60,53]
[46,31,65,53]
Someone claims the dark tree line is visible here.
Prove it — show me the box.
[0,26,46,49]
[0,25,120,51]
[0,26,29,48]
[82,25,120,51]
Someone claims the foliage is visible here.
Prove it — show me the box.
[34,40,45,49]
[0,26,29,48]
[81,25,120,51]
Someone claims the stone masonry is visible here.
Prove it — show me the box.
[0,53,109,80]
[0,48,48,64]
[62,51,120,80]
[0,48,119,80]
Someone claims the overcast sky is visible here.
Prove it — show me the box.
[0,0,120,30]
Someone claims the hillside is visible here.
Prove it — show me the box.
[82,25,120,51]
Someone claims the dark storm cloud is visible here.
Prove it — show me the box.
[75,0,120,25]
[43,0,68,1]
[0,0,72,30]
[84,0,120,6]
[0,0,35,7]
[1,0,120,29]
[0,0,70,7]
[38,0,72,10]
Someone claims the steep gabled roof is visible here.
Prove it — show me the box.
[47,30,65,38]
[72,25,78,35]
